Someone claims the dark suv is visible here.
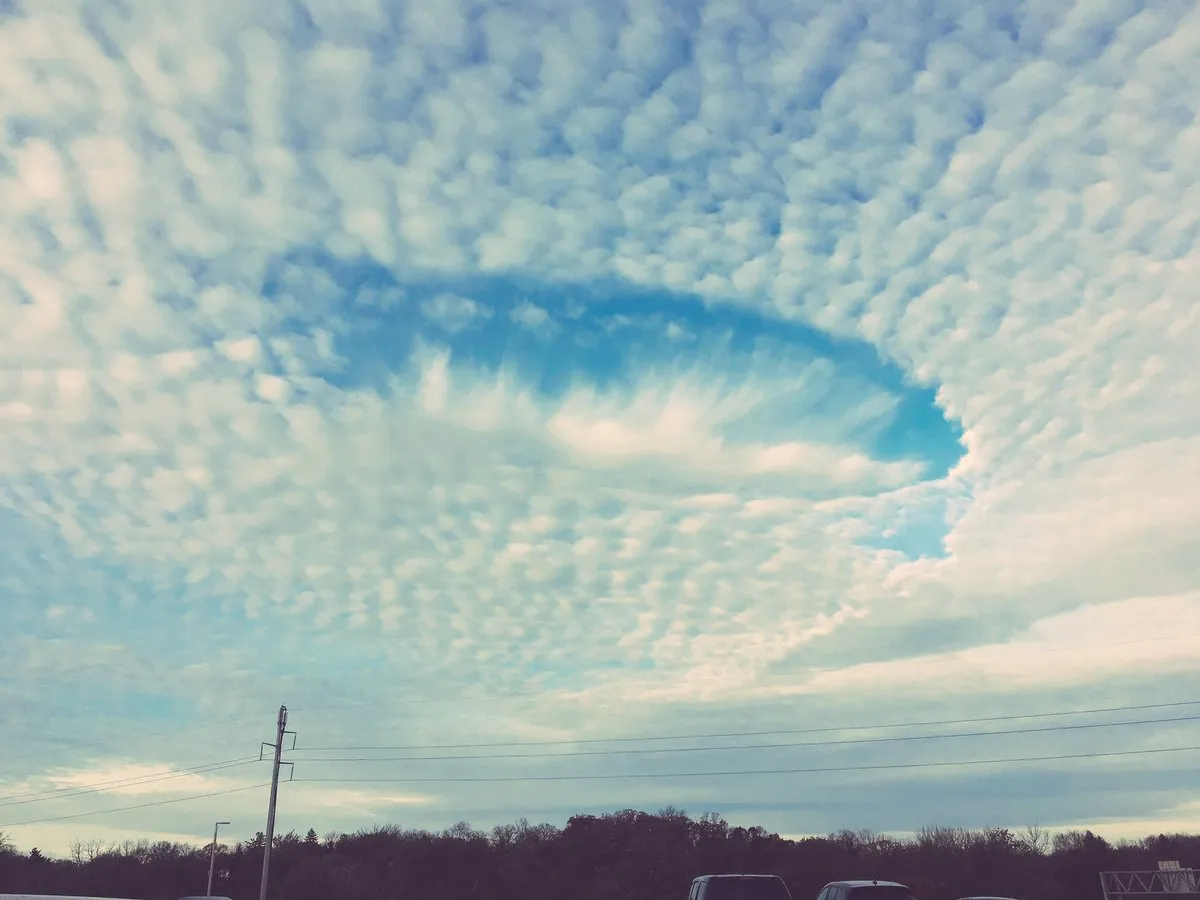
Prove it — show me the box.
[690,874,794,900]
[817,881,917,900]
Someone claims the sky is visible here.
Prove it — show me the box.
[1,0,1199,859]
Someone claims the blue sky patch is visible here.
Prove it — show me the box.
[259,252,965,482]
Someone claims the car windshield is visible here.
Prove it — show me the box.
[847,888,917,900]
[703,878,792,900]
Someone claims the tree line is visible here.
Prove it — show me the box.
[2,809,1197,900]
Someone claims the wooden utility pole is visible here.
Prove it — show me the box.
[258,705,294,900]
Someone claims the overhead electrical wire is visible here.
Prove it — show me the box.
[0,756,263,807]
[7,744,1198,830]
[0,709,284,768]
[4,700,1196,810]
[5,711,1198,831]
[287,713,1200,763]
[295,697,1200,752]
[284,631,1200,715]
[0,782,274,829]
[7,632,1198,764]
[292,744,1200,785]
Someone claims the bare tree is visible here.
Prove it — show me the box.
[68,838,106,864]
[916,825,969,852]
[1020,822,1049,855]
[445,820,482,842]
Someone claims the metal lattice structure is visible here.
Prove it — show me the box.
[1100,865,1200,899]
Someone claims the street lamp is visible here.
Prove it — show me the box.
[206,821,230,897]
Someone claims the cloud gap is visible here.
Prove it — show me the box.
[260,251,966,487]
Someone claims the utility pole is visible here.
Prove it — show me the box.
[258,705,295,900]
[206,820,229,896]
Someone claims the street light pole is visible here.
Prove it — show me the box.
[207,821,230,897]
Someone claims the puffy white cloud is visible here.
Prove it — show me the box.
[420,292,493,333]
[1,0,1199,856]
[509,299,559,337]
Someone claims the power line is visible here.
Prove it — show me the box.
[286,713,1200,763]
[0,708,284,767]
[296,697,1200,752]
[284,632,1200,715]
[4,633,1161,758]
[292,744,1200,784]
[0,757,263,807]
[0,782,273,829]
[1,703,1192,807]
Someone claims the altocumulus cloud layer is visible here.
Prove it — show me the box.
[2,0,1200,854]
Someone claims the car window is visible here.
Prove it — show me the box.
[701,877,792,900]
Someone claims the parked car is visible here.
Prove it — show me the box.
[816,881,917,900]
[690,874,794,900]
